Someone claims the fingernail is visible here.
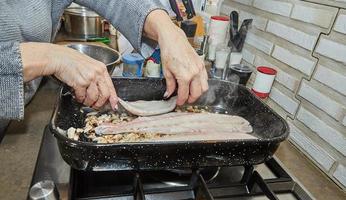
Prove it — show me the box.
[164,91,169,98]
[114,104,118,110]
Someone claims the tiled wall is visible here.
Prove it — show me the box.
[221,0,346,190]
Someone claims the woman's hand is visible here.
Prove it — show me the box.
[20,43,118,110]
[144,10,208,105]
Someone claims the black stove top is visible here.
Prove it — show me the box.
[29,127,314,200]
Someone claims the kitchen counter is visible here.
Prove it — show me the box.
[0,79,345,200]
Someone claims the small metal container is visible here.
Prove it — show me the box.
[67,44,121,74]
[225,64,253,85]
[63,7,104,38]
[29,180,59,200]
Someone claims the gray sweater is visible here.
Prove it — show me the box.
[0,0,169,120]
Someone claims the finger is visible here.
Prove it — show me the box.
[74,87,87,103]
[93,80,110,109]
[103,72,118,110]
[83,83,99,107]
[200,69,209,93]
[188,76,202,103]
[163,69,176,98]
[176,78,190,105]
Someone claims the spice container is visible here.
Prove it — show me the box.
[144,59,161,78]
[122,53,144,77]
[252,66,277,98]
[207,16,229,60]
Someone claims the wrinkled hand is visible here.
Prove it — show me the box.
[159,26,208,105]
[144,10,208,105]
[48,45,118,110]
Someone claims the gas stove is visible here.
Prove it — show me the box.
[28,127,314,200]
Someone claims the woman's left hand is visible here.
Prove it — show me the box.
[144,10,209,105]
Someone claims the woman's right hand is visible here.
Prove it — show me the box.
[20,42,118,110]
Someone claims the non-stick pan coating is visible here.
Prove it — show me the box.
[50,78,289,171]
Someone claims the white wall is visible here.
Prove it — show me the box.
[221,0,346,190]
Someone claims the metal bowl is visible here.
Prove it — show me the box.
[67,43,121,74]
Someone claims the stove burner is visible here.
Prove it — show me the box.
[68,159,313,200]
[153,167,221,187]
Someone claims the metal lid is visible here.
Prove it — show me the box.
[29,180,59,200]
[230,64,252,73]
[122,53,144,65]
[64,7,99,17]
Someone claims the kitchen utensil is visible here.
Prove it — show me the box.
[63,7,104,38]
[228,12,237,46]
[182,0,196,19]
[225,64,253,85]
[122,53,144,77]
[67,43,120,74]
[50,78,289,171]
[169,0,183,21]
[252,66,277,98]
[233,19,253,51]
[231,11,239,32]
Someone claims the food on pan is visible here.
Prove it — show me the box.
[118,96,177,116]
[66,106,255,143]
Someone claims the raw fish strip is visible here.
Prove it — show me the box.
[95,112,256,141]
[118,96,177,116]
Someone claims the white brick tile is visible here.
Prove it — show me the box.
[333,164,346,188]
[240,11,268,31]
[316,37,346,64]
[233,0,253,6]
[314,65,346,96]
[269,87,299,115]
[242,49,255,64]
[288,122,335,171]
[291,4,336,28]
[334,13,346,34]
[272,46,315,76]
[297,107,346,156]
[266,21,318,50]
[254,57,300,91]
[298,81,345,120]
[245,32,274,54]
[253,0,292,17]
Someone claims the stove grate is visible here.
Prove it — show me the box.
[70,158,313,200]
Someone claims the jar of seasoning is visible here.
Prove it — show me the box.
[122,53,144,77]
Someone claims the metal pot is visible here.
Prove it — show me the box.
[67,44,121,74]
[63,7,104,38]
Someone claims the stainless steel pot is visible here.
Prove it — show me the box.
[67,44,121,74]
[63,7,104,38]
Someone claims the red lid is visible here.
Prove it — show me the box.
[257,66,277,75]
[251,89,269,99]
[211,16,230,21]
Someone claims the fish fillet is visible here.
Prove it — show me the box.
[118,96,177,116]
[95,112,256,141]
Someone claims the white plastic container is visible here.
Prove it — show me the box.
[252,66,277,98]
[208,16,229,45]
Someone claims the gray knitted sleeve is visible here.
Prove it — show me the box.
[0,41,25,120]
[75,0,172,58]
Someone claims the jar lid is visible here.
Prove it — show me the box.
[64,7,99,17]
[122,53,144,64]
[230,64,252,73]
